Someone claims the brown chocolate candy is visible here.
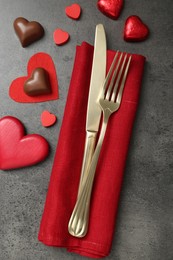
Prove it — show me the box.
[13,17,44,47]
[24,68,51,96]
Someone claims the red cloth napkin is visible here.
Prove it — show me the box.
[38,42,146,258]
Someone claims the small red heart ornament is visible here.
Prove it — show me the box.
[9,52,58,103]
[97,0,123,19]
[53,29,70,45]
[41,111,57,127]
[0,116,49,170]
[65,3,81,20]
[124,15,149,42]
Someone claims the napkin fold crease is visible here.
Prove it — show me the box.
[38,42,146,258]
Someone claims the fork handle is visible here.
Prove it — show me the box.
[77,131,97,196]
[68,110,111,237]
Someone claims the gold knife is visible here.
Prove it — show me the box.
[68,24,107,237]
[77,24,107,195]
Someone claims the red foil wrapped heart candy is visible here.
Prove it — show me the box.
[97,0,123,19]
[124,15,149,42]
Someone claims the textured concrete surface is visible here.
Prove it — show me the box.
[0,0,172,259]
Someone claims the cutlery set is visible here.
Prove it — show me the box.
[68,24,132,237]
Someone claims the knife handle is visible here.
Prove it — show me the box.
[77,131,97,196]
[68,114,109,238]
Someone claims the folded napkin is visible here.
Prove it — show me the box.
[38,42,146,258]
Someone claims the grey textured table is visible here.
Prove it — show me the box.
[0,0,172,259]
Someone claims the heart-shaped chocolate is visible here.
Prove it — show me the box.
[9,52,59,103]
[13,17,44,47]
[97,0,123,19]
[124,15,149,42]
[24,68,51,96]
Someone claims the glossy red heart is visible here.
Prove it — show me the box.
[0,116,49,170]
[65,3,81,20]
[97,0,123,19]
[9,52,58,103]
[41,111,57,127]
[124,15,149,42]
[53,29,70,45]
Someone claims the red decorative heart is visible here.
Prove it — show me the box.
[0,116,49,170]
[41,111,57,127]
[124,15,149,42]
[65,3,81,20]
[53,29,70,45]
[97,0,123,19]
[9,53,58,103]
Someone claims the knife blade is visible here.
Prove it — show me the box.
[78,24,106,194]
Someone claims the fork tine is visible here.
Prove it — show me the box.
[111,53,128,102]
[115,55,132,104]
[101,51,119,97]
[105,52,123,100]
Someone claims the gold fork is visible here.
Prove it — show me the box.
[68,52,132,238]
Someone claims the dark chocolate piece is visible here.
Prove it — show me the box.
[13,17,44,47]
[24,68,51,96]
